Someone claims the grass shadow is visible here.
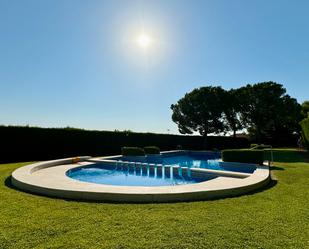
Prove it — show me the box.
[244,177,277,196]
[4,176,19,191]
[270,166,284,171]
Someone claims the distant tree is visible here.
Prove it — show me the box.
[301,101,309,117]
[237,82,302,143]
[170,86,226,137]
[223,89,243,137]
[269,95,303,145]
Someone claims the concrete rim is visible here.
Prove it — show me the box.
[11,154,270,203]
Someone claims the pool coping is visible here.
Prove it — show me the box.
[11,152,270,203]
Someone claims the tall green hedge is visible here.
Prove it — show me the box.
[0,126,249,163]
[222,149,264,165]
[300,118,309,149]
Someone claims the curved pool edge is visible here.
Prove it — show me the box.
[11,156,270,203]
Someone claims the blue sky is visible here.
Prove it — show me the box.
[1,0,308,134]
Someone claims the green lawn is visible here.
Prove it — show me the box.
[1,150,309,249]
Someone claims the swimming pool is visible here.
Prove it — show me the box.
[67,163,217,186]
[11,152,270,202]
[66,151,256,187]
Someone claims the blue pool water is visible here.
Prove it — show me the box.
[163,156,255,173]
[67,164,216,187]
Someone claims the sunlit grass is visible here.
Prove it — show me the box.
[0,150,308,248]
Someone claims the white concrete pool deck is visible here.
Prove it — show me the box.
[11,154,270,203]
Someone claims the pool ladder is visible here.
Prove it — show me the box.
[250,145,274,166]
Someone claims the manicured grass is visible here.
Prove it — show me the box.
[1,150,309,249]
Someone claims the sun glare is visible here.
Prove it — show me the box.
[136,33,152,48]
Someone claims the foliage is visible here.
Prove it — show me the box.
[222,149,264,165]
[301,101,309,117]
[236,82,302,143]
[223,89,243,137]
[1,150,309,248]
[170,86,226,136]
[144,146,160,154]
[0,126,249,163]
[300,117,309,149]
[121,147,145,156]
[170,82,302,146]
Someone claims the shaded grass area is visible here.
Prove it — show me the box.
[1,150,309,249]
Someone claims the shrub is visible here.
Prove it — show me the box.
[144,146,160,154]
[222,149,264,165]
[121,147,145,156]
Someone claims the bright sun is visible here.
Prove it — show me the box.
[136,33,152,48]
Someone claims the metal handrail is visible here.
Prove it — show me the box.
[250,144,274,166]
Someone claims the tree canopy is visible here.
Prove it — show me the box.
[236,82,302,142]
[171,86,226,137]
[222,89,243,137]
[302,101,309,117]
[171,81,302,144]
